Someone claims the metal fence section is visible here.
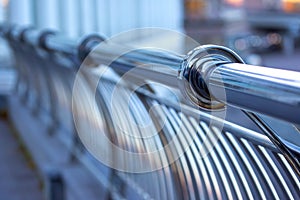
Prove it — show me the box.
[1,25,300,199]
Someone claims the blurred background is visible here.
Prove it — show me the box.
[1,0,300,64]
[0,0,300,199]
[0,0,300,53]
[0,0,300,64]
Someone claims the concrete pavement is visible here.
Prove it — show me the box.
[0,115,43,200]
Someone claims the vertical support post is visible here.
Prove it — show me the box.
[45,170,65,200]
[34,0,60,30]
[7,0,33,25]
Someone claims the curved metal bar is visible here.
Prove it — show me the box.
[6,26,299,125]
[244,111,300,175]
[88,43,300,173]
[2,25,300,172]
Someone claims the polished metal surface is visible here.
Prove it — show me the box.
[2,25,299,125]
[208,63,300,125]
[1,25,300,199]
[79,40,300,128]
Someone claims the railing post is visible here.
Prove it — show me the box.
[45,170,65,200]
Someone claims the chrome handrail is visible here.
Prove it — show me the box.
[87,42,300,173]
[90,44,300,125]
[4,26,299,125]
[1,25,300,172]
[51,35,300,122]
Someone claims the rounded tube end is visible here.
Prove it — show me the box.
[179,45,244,110]
[78,34,106,63]
[38,30,57,50]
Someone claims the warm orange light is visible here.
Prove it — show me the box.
[282,0,300,12]
[282,0,300,3]
[225,0,243,7]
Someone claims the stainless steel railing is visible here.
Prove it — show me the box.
[1,25,300,199]
[2,24,300,155]
[12,25,300,168]
[89,43,300,124]
[6,26,300,125]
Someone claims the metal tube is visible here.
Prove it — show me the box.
[89,44,300,125]
[208,63,300,125]
[44,35,78,55]
[2,26,300,125]
[89,43,183,88]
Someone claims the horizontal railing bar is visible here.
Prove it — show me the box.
[208,63,300,125]
[2,24,300,174]
[89,44,183,87]
[1,25,300,126]
[44,35,78,55]
[90,43,300,125]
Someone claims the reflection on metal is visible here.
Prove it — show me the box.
[1,24,300,199]
[180,44,244,109]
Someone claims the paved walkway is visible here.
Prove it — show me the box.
[0,116,43,200]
